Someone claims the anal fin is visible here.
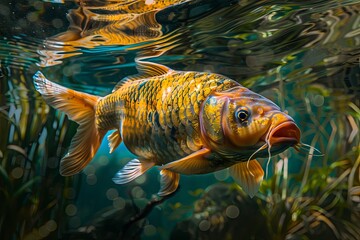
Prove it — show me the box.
[108,129,122,154]
[158,169,180,197]
[113,159,154,184]
[159,148,212,174]
[229,160,264,198]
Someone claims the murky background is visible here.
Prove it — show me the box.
[0,0,359,239]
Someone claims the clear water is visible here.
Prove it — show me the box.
[0,0,359,239]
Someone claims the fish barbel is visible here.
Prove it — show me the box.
[33,63,300,197]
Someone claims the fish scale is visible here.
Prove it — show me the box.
[95,71,237,164]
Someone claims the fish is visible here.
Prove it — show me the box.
[33,62,300,197]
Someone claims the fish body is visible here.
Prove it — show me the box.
[33,66,300,197]
[96,71,237,165]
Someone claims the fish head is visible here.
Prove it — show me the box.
[200,86,300,159]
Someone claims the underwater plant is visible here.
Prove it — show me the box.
[0,67,80,240]
[170,151,360,239]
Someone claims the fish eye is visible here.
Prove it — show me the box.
[235,109,249,122]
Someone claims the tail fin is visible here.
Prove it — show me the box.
[33,71,105,176]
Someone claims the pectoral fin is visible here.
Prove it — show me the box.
[158,169,180,197]
[159,148,212,174]
[108,129,122,154]
[229,160,264,198]
[113,158,154,184]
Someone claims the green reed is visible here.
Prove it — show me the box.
[0,68,78,240]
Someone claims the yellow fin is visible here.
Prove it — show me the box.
[158,169,180,197]
[108,129,122,154]
[159,148,212,174]
[33,71,105,176]
[229,160,264,198]
[112,59,171,92]
[112,158,154,184]
[136,60,170,77]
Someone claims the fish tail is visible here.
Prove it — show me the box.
[33,71,105,176]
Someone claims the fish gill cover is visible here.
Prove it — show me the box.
[0,0,359,239]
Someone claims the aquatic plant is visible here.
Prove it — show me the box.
[259,153,360,239]
[170,151,360,239]
[0,67,79,240]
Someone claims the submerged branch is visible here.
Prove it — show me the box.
[119,187,179,239]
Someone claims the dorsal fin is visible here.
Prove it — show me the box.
[112,77,136,92]
[136,60,171,76]
[112,59,171,92]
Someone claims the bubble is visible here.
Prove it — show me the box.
[313,95,324,107]
[131,186,145,198]
[71,64,81,75]
[65,204,77,216]
[27,12,38,22]
[11,167,23,179]
[134,174,146,184]
[113,197,126,209]
[198,220,210,231]
[62,66,72,77]
[226,205,240,219]
[210,215,220,225]
[38,225,50,238]
[106,188,118,200]
[33,1,43,10]
[46,220,57,232]
[214,169,229,181]
[52,19,63,28]
[84,165,96,175]
[86,174,97,185]
[144,224,156,236]
[98,156,109,166]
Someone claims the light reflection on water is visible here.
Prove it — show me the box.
[0,0,359,239]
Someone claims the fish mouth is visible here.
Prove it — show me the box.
[266,121,300,146]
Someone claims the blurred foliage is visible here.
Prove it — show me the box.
[171,151,360,239]
[0,67,79,239]
[259,152,360,239]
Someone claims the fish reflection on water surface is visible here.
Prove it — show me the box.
[39,0,192,66]
[33,62,300,197]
